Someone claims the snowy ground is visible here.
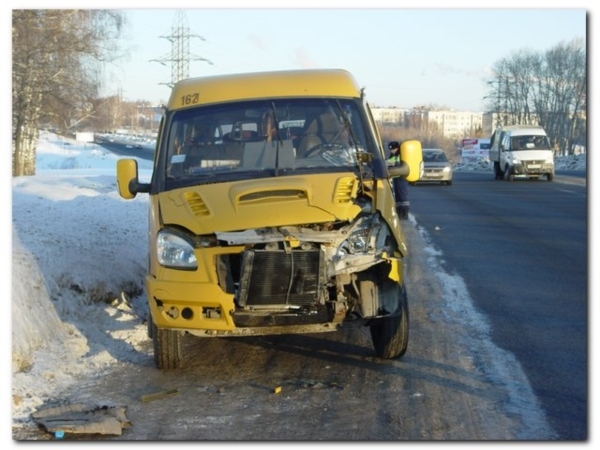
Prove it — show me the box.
[9,133,154,442]
[453,153,588,173]
[6,133,588,442]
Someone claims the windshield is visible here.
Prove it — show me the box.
[510,135,551,151]
[423,151,448,163]
[161,98,373,186]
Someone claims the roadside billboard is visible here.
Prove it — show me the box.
[461,138,490,160]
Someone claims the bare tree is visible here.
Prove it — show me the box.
[543,40,586,154]
[484,38,586,155]
[12,10,125,176]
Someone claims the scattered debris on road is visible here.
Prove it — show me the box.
[140,389,179,403]
[31,403,131,437]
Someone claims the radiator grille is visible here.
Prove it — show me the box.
[238,250,322,307]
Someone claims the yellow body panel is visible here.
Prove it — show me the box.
[168,69,362,110]
[375,180,408,256]
[148,276,236,331]
[401,140,424,183]
[158,173,362,235]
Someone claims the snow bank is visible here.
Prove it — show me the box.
[11,133,153,423]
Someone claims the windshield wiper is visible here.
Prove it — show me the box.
[335,100,368,194]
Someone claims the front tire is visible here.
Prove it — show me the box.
[152,321,183,369]
[369,284,409,359]
[547,173,554,182]
[494,162,503,180]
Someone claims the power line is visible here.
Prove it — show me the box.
[149,10,213,88]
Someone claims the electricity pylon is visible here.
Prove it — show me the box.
[150,9,213,88]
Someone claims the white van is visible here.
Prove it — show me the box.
[489,125,555,181]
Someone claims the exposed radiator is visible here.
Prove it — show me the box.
[237,249,324,307]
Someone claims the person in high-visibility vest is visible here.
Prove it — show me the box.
[388,141,410,220]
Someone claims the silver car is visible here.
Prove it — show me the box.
[412,148,453,185]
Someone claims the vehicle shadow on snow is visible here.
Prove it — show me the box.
[179,330,497,402]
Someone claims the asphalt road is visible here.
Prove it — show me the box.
[408,169,588,440]
[95,138,155,160]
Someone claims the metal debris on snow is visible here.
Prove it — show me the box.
[140,389,179,403]
[31,403,131,436]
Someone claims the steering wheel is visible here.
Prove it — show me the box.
[303,142,346,158]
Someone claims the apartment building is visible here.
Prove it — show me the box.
[369,107,407,124]
[427,110,483,138]
[371,106,484,139]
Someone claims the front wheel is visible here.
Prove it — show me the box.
[547,173,554,182]
[152,321,183,370]
[369,284,409,359]
[494,162,503,180]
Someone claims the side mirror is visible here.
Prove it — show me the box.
[116,159,150,199]
[388,140,423,182]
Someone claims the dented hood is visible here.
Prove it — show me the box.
[157,173,364,234]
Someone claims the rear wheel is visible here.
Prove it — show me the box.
[152,321,183,369]
[369,283,409,359]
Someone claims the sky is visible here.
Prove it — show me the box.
[104,5,587,111]
[4,1,589,112]
[6,132,586,442]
